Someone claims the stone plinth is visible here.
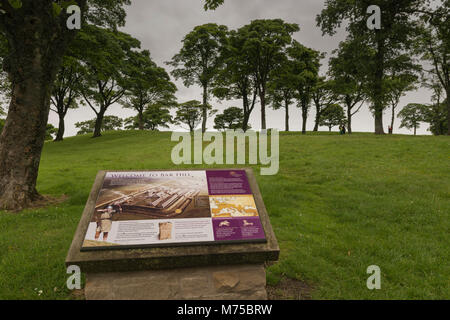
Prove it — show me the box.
[66,169,279,300]
[85,264,267,300]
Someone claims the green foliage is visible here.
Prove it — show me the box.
[214,107,247,131]
[415,1,450,135]
[319,103,346,131]
[7,0,22,9]
[45,124,58,141]
[168,23,227,131]
[268,56,297,111]
[168,24,228,88]
[328,39,368,114]
[204,0,224,10]
[212,29,258,131]
[75,115,123,135]
[174,100,216,132]
[398,103,427,135]
[239,19,300,125]
[122,49,176,126]
[317,0,427,133]
[74,25,140,136]
[287,41,322,133]
[421,100,448,136]
[124,103,173,131]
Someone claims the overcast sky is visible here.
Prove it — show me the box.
[49,0,434,136]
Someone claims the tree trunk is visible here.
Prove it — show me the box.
[202,84,208,133]
[285,99,290,132]
[0,0,85,211]
[0,76,53,210]
[347,107,352,134]
[93,110,105,138]
[414,125,417,136]
[0,9,71,210]
[260,88,266,130]
[138,109,144,131]
[373,32,385,135]
[54,112,65,142]
[390,104,395,135]
[447,90,450,136]
[313,104,320,132]
[301,104,308,135]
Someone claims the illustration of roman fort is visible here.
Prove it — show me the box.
[95,184,205,218]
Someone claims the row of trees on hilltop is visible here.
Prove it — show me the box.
[165,0,448,136]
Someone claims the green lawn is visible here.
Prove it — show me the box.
[0,131,449,299]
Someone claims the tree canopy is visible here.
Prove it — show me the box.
[168,23,228,133]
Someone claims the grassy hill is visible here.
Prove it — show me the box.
[0,131,449,299]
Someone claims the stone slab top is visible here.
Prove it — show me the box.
[65,168,280,273]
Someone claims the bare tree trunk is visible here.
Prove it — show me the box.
[93,110,105,138]
[301,104,308,135]
[0,0,85,211]
[285,99,290,132]
[55,113,65,142]
[347,107,352,134]
[260,88,266,130]
[138,109,144,131]
[390,104,395,135]
[447,90,450,136]
[202,84,208,133]
[313,104,320,132]
[374,32,385,135]
[0,75,54,210]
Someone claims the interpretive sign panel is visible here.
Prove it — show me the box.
[81,170,267,251]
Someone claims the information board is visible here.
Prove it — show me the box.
[81,170,267,251]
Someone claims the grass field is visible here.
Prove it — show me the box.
[0,130,449,299]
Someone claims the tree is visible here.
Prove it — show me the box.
[77,25,140,138]
[50,55,82,141]
[212,29,258,132]
[268,57,297,132]
[422,100,448,135]
[328,39,369,134]
[288,41,321,134]
[168,24,227,133]
[175,100,216,132]
[317,0,428,134]
[319,104,346,132]
[124,103,173,131]
[385,69,418,134]
[0,0,131,210]
[214,107,247,131]
[45,124,58,141]
[238,19,299,130]
[122,50,176,130]
[416,1,450,135]
[422,75,448,135]
[204,0,224,10]
[75,115,123,135]
[398,103,426,135]
[311,77,336,132]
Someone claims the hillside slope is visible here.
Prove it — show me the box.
[0,131,449,299]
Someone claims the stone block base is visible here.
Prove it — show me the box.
[85,264,267,300]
